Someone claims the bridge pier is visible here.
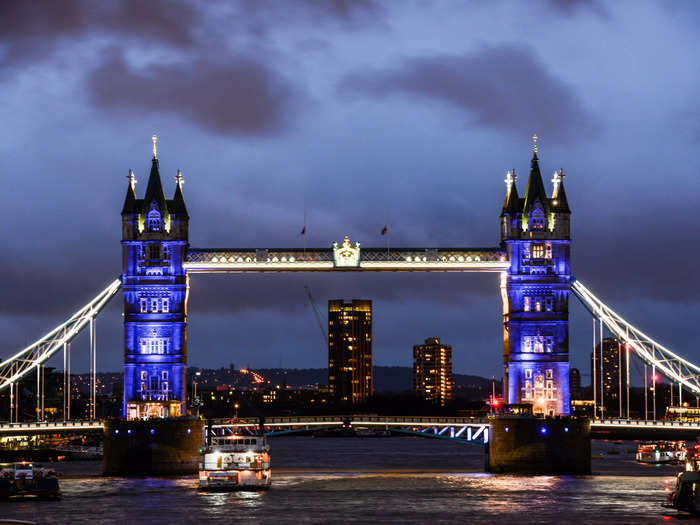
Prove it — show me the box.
[486,416,590,475]
[103,418,203,476]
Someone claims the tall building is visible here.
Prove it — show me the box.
[120,137,189,419]
[500,136,571,416]
[590,337,628,417]
[413,338,453,406]
[328,300,373,403]
[569,367,581,400]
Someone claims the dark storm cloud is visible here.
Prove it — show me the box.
[88,52,299,135]
[0,0,200,66]
[342,45,598,142]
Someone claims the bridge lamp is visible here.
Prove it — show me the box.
[150,429,155,435]
[539,426,548,435]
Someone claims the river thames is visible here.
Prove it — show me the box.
[4,437,682,524]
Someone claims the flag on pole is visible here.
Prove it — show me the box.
[380,225,387,235]
[300,225,306,235]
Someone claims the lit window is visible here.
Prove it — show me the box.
[524,296,530,312]
[141,382,146,391]
[545,297,553,312]
[533,336,544,353]
[162,381,168,392]
[141,371,147,380]
[140,298,147,313]
[147,209,161,231]
[151,298,158,312]
[529,205,546,230]
[532,244,545,259]
[162,298,169,313]
[545,242,552,259]
[546,369,553,379]
[535,300,541,312]
[523,337,532,352]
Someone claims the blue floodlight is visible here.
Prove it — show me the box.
[539,426,547,435]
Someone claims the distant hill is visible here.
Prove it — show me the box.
[257,366,493,392]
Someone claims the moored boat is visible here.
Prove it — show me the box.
[198,435,271,491]
[0,462,60,500]
[636,441,686,464]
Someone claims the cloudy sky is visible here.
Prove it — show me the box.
[2,0,699,383]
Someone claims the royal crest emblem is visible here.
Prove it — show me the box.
[332,235,361,267]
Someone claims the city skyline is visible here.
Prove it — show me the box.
[2,1,700,380]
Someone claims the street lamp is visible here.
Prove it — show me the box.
[234,403,240,420]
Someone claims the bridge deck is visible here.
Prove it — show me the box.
[185,247,508,273]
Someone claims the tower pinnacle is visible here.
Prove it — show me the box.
[175,169,184,187]
[127,169,137,189]
[152,134,158,160]
[532,133,538,155]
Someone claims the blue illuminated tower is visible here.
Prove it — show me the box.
[120,136,189,419]
[500,135,571,415]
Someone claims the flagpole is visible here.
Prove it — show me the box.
[303,208,307,260]
[386,210,390,258]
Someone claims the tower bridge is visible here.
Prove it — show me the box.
[1,135,699,447]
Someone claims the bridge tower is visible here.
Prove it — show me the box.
[500,136,571,415]
[120,136,189,419]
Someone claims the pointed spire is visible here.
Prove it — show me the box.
[522,134,550,218]
[152,134,158,160]
[171,169,189,217]
[141,135,169,221]
[121,169,139,214]
[501,169,521,215]
[551,168,571,213]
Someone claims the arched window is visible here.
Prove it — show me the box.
[147,208,161,231]
[529,203,546,230]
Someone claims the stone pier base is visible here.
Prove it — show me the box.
[103,417,204,476]
[486,416,590,475]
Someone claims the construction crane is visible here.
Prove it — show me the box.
[304,285,328,350]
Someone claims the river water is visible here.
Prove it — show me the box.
[3,438,686,524]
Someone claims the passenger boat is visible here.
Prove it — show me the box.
[665,456,700,514]
[199,434,271,491]
[636,441,686,464]
[0,462,60,500]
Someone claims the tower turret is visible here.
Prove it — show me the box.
[501,135,571,416]
[121,135,189,420]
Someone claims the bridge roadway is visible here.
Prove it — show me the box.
[4,417,700,442]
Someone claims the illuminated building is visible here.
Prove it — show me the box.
[500,135,571,416]
[120,136,189,419]
[590,337,628,417]
[413,338,453,406]
[328,300,373,403]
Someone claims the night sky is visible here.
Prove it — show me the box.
[2,1,700,383]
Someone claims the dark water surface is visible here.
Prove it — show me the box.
[2,438,688,524]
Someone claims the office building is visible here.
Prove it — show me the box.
[328,300,373,403]
[413,338,453,406]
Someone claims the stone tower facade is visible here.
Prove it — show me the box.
[500,137,571,416]
[120,137,189,419]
